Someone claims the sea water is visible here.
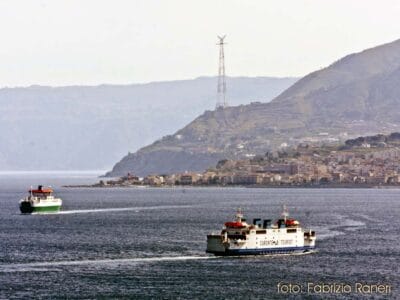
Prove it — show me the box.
[0,173,399,298]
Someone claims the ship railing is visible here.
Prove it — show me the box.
[208,231,221,236]
[304,230,316,237]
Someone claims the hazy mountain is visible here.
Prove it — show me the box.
[107,38,400,176]
[0,76,297,170]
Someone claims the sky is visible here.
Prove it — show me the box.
[1,0,400,87]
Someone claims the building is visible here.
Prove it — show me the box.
[232,174,262,185]
[178,173,202,185]
[143,175,164,186]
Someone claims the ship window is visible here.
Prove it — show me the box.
[256,230,266,234]
[228,234,246,240]
[287,229,297,233]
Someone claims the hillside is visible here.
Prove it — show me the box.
[0,76,297,170]
[107,38,400,177]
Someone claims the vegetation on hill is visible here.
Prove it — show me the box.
[108,39,400,176]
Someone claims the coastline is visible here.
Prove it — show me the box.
[62,183,400,189]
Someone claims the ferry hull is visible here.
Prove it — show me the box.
[206,246,315,256]
[20,202,61,214]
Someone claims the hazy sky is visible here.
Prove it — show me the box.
[1,0,400,87]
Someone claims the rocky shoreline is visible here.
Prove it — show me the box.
[63,182,400,189]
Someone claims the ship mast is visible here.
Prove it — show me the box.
[235,207,243,222]
[281,205,289,222]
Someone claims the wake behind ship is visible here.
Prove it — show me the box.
[19,185,62,214]
[206,207,316,256]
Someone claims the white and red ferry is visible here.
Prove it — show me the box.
[206,206,316,256]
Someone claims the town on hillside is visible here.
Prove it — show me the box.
[92,133,400,188]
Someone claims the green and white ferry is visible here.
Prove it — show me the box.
[20,185,62,214]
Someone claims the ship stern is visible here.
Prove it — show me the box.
[19,201,34,214]
[206,234,227,255]
[304,230,316,250]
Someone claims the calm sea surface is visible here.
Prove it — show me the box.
[0,173,399,299]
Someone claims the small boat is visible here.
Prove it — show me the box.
[19,185,62,214]
[206,206,316,256]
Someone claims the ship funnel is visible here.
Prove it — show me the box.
[263,219,271,228]
[253,218,262,227]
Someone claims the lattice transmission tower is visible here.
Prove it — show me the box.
[216,35,227,109]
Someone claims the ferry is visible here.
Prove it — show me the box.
[19,185,62,214]
[206,206,316,256]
